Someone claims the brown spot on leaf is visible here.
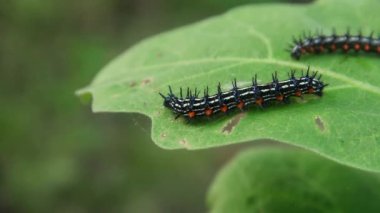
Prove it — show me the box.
[142,78,152,86]
[179,139,190,149]
[129,81,137,87]
[161,133,167,138]
[222,113,246,134]
[315,116,325,132]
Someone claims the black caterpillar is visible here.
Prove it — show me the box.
[289,30,380,60]
[159,68,327,119]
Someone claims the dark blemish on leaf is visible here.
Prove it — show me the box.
[161,133,167,138]
[246,195,256,205]
[129,81,137,87]
[179,139,190,149]
[222,113,246,134]
[315,116,325,132]
[156,52,163,58]
[142,78,152,86]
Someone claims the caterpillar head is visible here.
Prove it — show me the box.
[312,79,328,96]
[159,93,172,108]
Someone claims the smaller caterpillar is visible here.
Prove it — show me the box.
[289,29,380,60]
[159,68,327,119]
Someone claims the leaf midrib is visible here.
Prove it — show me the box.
[87,56,380,96]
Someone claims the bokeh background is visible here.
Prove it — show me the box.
[1,0,310,212]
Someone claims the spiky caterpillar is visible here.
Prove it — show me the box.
[159,68,327,119]
[289,30,380,60]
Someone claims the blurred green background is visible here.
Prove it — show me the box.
[1,0,310,212]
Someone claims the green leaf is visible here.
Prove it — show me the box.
[77,0,380,171]
[207,147,380,213]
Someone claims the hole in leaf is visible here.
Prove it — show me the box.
[314,116,325,132]
[222,113,246,134]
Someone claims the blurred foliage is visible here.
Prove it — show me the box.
[1,0,310,212]
[208,147,380,212]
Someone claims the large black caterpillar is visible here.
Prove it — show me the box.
[289,30,380,60]
[159,68,327,119]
